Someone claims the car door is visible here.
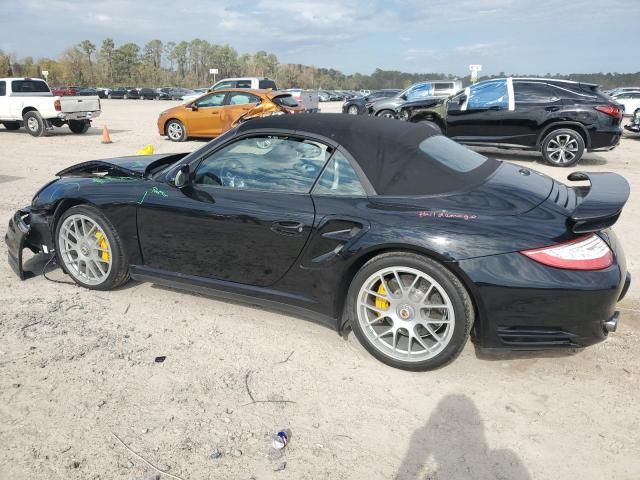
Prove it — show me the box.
[220,92,261,130]
[137,134,332,286]
[446,79,512,141]
[499,81,564,147]
[187,91,227,136]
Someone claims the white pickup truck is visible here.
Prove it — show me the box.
[0,77,101,137]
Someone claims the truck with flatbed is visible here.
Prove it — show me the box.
[0,77,101,137]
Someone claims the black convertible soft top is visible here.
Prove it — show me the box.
[238,114,499,195]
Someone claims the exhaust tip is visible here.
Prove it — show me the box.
[603,311,620,333]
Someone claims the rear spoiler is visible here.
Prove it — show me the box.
[567,171,630,233]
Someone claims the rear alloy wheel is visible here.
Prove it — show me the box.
[166,119,187,142]
[3,121,20,131]
[55,205,129,290]
[23,111,46,137]
[347,105,360,115]
[69,120,90,134]
[347,252,473,371]
[541,129,585,167]
[377,110,396,119]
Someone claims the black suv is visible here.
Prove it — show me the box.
[396,78,623,166]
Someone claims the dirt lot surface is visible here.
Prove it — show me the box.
[1,100,639,480]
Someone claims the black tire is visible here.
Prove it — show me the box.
[69,120,90,134]
[23,111,46,137]
[3,121,20,131]
[123,94,128,99]
[376,109,396,119]
[108,94,112,99]
[165,119,187,142]
[346,252,474,371]
[540,128,585,167]
[418,120,442,134]
[347,105,360,115]
[54,205,129,291]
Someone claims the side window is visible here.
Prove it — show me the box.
[514,82,560,103]
[227,92,260,105]
[194,136,331,193]
[467,80,508,109]
[313,150,367,196]
[195,92,226,108]
[213,81,233,90]
[0,81,5,96]
[235,80,252,88]
[406,83,434,101]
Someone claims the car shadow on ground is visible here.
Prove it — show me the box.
[470,147,608,167]
[472,342,583,362]
[0,128,130,137]
[395,394,531,480]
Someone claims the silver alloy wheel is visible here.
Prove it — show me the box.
[357,266,455,362]
[58,214,112,286]
[546,134,579,164]
[379,111,395,119]
[26,116,39,132]
[348,105,359,115]
[167,122,183,140]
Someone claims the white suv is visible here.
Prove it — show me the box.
[211,77,277,90]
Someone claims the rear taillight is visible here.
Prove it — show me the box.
[54,99,61,112]
[595,105,622,120]
[520,234,613,270]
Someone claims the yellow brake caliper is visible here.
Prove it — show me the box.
[95,231,110,262]
[375,282,390,311]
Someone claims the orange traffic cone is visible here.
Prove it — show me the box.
[101,125,112,144]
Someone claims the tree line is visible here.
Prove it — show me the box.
[1,39,639,90]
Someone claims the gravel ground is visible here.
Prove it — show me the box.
[1,100,639,479]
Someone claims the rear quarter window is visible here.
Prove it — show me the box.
[419,135,488,172]
[272,95,298,107]
[0,81,5,96]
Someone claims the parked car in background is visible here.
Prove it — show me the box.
[396,77,622,167]
[368,80,462,118]
[107,87,127,99]
[282,88,320,112]
[607,87,640,96]
[0,77,100,136]
[624,108,640,133]
[342,89,401,115]
[158,89,303,142]
[139,88,158,100]
[51,86,80,96]
[210,77,277,91]
[124,87,140,99]
[611,91,640,115]
[318,91,331,102]
[156,88,171,100]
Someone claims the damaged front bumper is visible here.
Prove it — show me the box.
[5,207,54,280]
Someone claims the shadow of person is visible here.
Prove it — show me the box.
[396,394,531,480]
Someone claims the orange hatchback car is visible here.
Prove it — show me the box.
[157,89,305,142]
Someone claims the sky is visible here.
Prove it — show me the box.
[1,0,638,76]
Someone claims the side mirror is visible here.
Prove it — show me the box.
[400,94,407,100]
[188,104,198,111]
[174,165,190,188]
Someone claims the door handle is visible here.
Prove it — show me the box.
[271,221,305,235]
[545,106,560,112]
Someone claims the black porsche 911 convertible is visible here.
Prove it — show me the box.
[6,114,631,371]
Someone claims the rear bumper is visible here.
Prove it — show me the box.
[58,110,101,121]
[589,127,622,151]
[459,237,629,350]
